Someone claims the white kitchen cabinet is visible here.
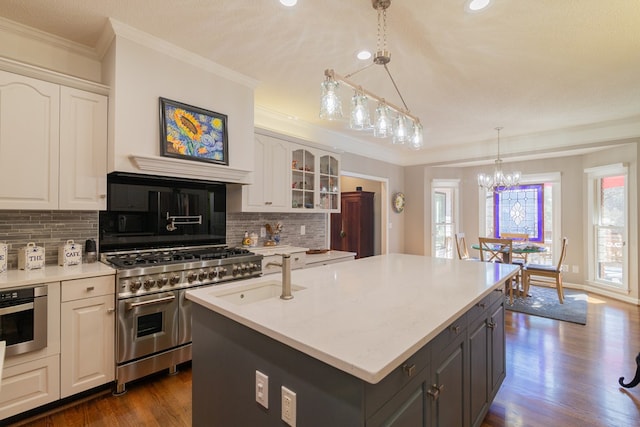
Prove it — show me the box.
[229,132,340,213]
[291,144,340,212]
[243,134,290,211]
[0,70,60,209]
[60,276,115,398]
[59,86,108,210]
[0,354,60,420]
[0,69,108,210]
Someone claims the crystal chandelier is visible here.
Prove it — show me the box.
[477,127,521,192]
[319,0,424,150]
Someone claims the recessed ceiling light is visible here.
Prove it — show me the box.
[467,0,491,11]
[280,0,297,7]
[356,50,372,61]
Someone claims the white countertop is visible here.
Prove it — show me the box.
[186,254,519,384]
[248,245,309,257]
[0,262,115,289]
[305,250,356,264]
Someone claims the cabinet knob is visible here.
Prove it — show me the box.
[402,363,416,378]
[487,321,497,329]
[427,384,445,400]
[99,194,106,199]
[86,286,95,292]
[107,308,115,313]
[450,325,461,334]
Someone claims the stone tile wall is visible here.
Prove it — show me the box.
[0,210,328,269]
[0,210,98,269]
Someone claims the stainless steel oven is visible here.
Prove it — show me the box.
[0,284,47,357]
[116,291,179,364]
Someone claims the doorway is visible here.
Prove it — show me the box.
[335,172,389,255]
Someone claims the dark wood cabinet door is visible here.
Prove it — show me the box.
[331,191,374,258]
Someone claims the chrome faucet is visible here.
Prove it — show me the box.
[265,253,293,300]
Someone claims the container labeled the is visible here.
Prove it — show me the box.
[18,242,45,270]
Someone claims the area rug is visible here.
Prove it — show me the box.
[506,287,588,325]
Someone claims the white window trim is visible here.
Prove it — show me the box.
[585,163,629,292]
[431,179,460,258]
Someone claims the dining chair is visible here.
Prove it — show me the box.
[523,237,569,304]
[500,232,530,265]
[478,237,519,304]
[454,233,479,261]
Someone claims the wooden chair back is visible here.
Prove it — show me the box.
[500,233,529,241]
[555,237,569,271]
[478,237,513,263]
[454,233,470,260]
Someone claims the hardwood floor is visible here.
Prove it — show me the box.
[8,292,640,426]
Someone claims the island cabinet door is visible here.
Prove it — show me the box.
[468,313,490,427]
[366,368,430,427]
[489,299,506,396]
[428,326,468,427]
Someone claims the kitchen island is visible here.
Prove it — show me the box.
[186,254,519,426]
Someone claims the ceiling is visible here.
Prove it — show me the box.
[0,0,638,166]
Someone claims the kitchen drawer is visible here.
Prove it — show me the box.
[364,343,430,419]
[467,288,504,323]
[431,313,467,350]
[61,275,115,302]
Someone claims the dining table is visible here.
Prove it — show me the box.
[471,242,547,264]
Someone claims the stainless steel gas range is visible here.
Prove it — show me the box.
[102,245,263,394]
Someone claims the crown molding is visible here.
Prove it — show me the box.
[0,16,98,59]
[106,18,259,90]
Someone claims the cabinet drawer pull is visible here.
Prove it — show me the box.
[427,384,445,400]
[402,363,416,377]
[107,307,115,313]
[494,288,504,294]
[265,201,273,205]
[450,325,461,334]
[86,286,95,292]
[477,302,486,308]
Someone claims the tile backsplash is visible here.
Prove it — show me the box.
[0,210,328,269]
[227,212,327,249]
[0,210,99,269]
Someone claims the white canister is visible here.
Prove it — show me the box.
[59,240,82,266]
[18,242,45,270]
[0,243,7,273]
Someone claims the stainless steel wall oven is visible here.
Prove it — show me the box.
[0,285,47,357]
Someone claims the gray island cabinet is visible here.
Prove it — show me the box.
[187,254,517,427]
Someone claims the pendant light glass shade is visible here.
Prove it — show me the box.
[349,91,370,130]
[319,79,342,120]
[392,114,410,144]
[373,103,393,138]
[408,121,424,150]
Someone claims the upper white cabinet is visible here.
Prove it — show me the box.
[0,71,60,209]
[244,134,290,211]
[59,87,108,210]
[0,70,108,210]
[229,132,340,213]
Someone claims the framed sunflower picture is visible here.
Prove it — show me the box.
[159,97,229,165]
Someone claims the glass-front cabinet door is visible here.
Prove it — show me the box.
[291,147,315,210]
[320,154,340,210]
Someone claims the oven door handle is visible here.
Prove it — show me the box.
[0,301,34,316]
[125,295,176,311]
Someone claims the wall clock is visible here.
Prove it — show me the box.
[392,192,405,213]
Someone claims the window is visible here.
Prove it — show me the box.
[432,180,459,259]
[586,164,628,291]
[480,173,561,265]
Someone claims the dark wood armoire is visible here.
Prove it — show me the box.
[330,191,374,258]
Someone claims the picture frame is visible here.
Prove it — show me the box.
[159,97,228,165]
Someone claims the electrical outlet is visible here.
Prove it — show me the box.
[260,227,266,238]
[255,371,269,409]
[281,386,296,426]
[300,225,306,235]
[561,264,568,272]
